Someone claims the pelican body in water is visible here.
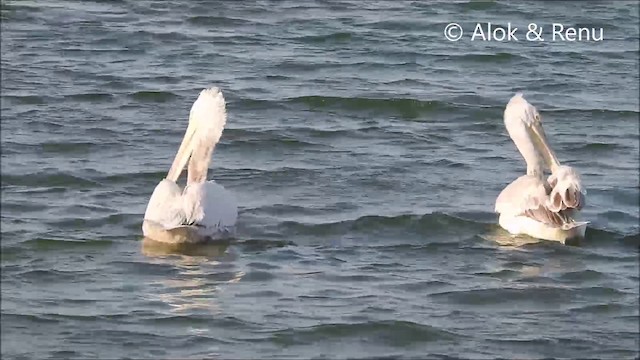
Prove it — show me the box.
[142,87,237,244]
[495,93,587,243]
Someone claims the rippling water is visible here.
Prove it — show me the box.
[1,1,639,359]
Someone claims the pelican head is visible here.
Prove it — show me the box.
[166,87,227,184]
[504,93,560,175]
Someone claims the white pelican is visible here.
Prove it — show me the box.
[495,93,588,243]
[142,87,238,244]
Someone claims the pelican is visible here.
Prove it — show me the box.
[142,87,238,244]
[495,93,588,243]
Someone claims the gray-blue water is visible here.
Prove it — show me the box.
[1,1,639,359]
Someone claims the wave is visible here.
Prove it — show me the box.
[283,126,391,139]
[2,166,326,190]
[235,239,295,252]
[583,227,639,247]
[542,108,639,117]
[65,92,114,102]
[1,172,99,188]
[224,129,327,150]
[129,91,179,103]
[619,232,639,249]
[556,269,608,283]
[99,170,173,185]
[271,211,636,249]
[354,19,428,31]
[268,320,460,346]
[277,212,491,238]
[187,15,252,27]
[2,95,50,105]
[0,140,114,156]
[568,303,636,315]
[40,141,103,154]
[293,32,352,44]
[0,200,43,213]
[429,286,619,306]
[462,1,498,11]
[455,52,526,63]
[129,30,193,42]
[571,142,630,151]
[229,98,287,110]
[286,96,454,119]
[47,213,139,231]
[21,237,113,251]
[14,268,86,283]
[217,166,327,182]
[1,313,60,325]
[598,210,639,224]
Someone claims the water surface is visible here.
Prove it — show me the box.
[1,1,639,359]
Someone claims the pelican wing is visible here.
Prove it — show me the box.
[546,165,586,212]
[495,174,571,228]
[143,179,237,240]
[496,175,548,214]
[143,179,186,229]
[182,180,238,236]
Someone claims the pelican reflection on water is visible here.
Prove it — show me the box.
[141,237,231,257]
[141,246,245,314]
[495,93,588,244]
